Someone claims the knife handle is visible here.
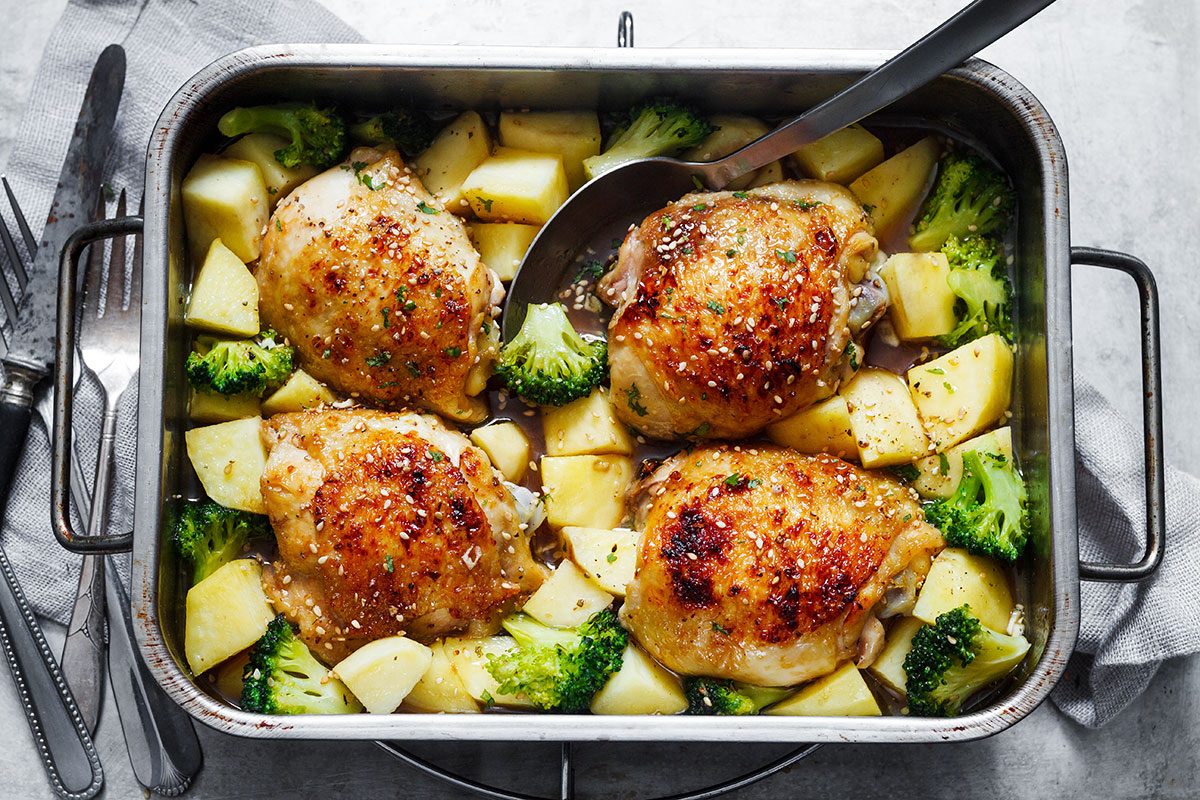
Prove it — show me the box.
[0,370,37,502]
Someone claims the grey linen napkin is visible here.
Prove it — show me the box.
[0,0,360,624]
[3,0,1196,732]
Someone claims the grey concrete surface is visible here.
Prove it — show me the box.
[1,0,1197,797]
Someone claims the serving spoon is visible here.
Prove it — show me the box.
[503,0,1056,338]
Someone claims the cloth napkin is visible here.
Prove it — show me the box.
[3,0,1198,731]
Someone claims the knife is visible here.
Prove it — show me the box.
[0,44,125,800]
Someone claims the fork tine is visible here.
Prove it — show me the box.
[127,196,144,311]
[0,256,16,325]
[81,191,107,320]
[103,189,128,316]
[2,176,37,256]
[0,192,26,293]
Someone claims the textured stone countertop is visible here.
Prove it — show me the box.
[1,0,1197,797]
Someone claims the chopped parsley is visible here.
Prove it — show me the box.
[381,307,391,328]
[661,215,674,230]
[927,367,945,375]
[944,381,955,393]
[365,351,392,367]
[732,191,748,199]
[862,203,876,214]
[475,196,494,212]
[747,478,762,489]
[383,554,394,573]
[706,300,726,314]
[577,260,606,281]
[847,342,859,370]
[352,161,381,191]
[692,203,707,212]
[938,453,952,475]
[772,296,789,310]
[890,464,920,483]
[417,200,439,214]
[725,248,738,258]
[395,286,417,312]
[776,249,797,264]
[430,450,445,462]
[712,621,732,636]
[606,553,618,564]
[689,422,712,438]
[626,384,648,417]
[321,348,332,359]
[903,513,913,523]
[274,218,282,232]
[691,174,705,190]
[444,346,462,358]
[724,473,742,487]
[795,200,823,210]
[405,361,422,378]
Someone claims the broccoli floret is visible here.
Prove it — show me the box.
[241,615,362,715]
[496,303,607,406]
[937,235,1013,347]
[484,610,628,712]
[903,605,1030,717]
[908,152,1015,252]
[217,103,346,169]
[924,449,1029,562]
[171,500,271,585]
[583,97,714,180]
[185,329,295,397]
[683,677,790,715]
[349,108,443,156]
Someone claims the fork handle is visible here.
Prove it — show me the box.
[87,407,119,539]
[0,366,37,503]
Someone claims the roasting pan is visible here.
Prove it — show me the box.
[49,44,1165,747]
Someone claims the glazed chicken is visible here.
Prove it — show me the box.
[257,147,502,424]
[620,445,944,686]
[259,409,544,663]
[599,180,885,440]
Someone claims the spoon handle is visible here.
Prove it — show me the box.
[712,0,1056,184]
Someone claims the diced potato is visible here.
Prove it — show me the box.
[542,389,634,457]
[540,455,634,529]
[223,133,318,209]
[879,252,957,340]
[590,645,688,715]
[185,239,260,337]
[498,111,600,191]
[185,416,268,513]
[413,111,492,212]
[443,636,535,709]
[261,369,336,416]
[521,559,614,628]
[332,636,433,715]
[189,389,261,424]
[563,526,639,596]
[404,641,480,713]
[181,154,269,263]
[468,222,540,282]
[792,124,885,185]
[841,368,930,468]
[470,422,532,483]
[764,662,882,717]
[184,560,274,675]
[912,548,1014,633]
[684,115,771,191]
[907,333,1014,450]
[849,136,940,238]
[868,616,925,696]
[462,147,569,225]
[912,426,1013,500]
[747,159,784,188]
[766,395,857,459]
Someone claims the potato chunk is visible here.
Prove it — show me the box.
[766,395,857,459]
[185,238,260,337]
[841,368,930,468]
[849,136,940,238]
[498,111,600,190]
[765,662,882,717]
[184,560,274,675]
[912,547,1014,633]
[563,526,639,596]
[181,154,269,263]
[590,645,688,715]
[261,369,337,416]
[879,252,958,340]
[521,559,614,628]
[413,111,492,212]
[912,426,1013,500]
[223,133,318,209]
[443,636,535,708]
[907,333,1014,450]
[332,636,433,714]
[404,641,480,713]
[189,389,261,424]
[462,148,569,225]
[792,124,885,185]
[185,416,268,513]
[540,455,633,529]
[684,115,775,191]
[542,389,634,457]
[469,421,532,483]
[468,222,540,282]
[867,616,925,696]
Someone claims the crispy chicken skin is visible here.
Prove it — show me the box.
[600,181,879,440]
[257,148,502,424]
[259,409,544,663]
[621,445,943,686]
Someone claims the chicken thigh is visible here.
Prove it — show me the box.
[257,147,501,423]
[259,409,544,663]
[600,181,883,440]
[620,445,943,686]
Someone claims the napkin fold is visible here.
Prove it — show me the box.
[3,0,1197,731]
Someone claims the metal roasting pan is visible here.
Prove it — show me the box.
[49,44,1166,747]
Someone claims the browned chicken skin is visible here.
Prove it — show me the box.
[257,148,501,424]
[259,409,544,663]
[621,445,943,686]
[600,180,881,440]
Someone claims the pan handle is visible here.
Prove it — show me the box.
[1070,247,1165,582]
[51,217,143,554]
